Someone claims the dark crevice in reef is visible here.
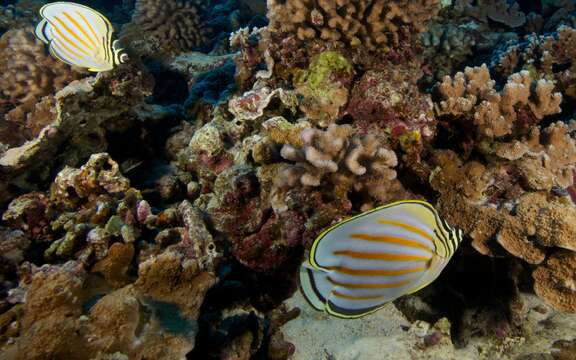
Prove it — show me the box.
[189,257,300,359]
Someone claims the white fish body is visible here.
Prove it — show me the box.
[34,2,127,72]
[299,200,464,318]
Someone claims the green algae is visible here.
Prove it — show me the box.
[294,51,353,99]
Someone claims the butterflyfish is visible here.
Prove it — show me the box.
[34,2,128,72]
[300,200,464,319]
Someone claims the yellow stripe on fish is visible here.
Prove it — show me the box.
[333,250,431,262]
[328,278,413,289]
[376,219,436,245]
[349,233,433,252]
[324,266,426,276]
[299,200,464,319]
[34,2,129,72]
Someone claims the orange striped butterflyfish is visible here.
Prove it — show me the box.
[300,200,464,319]
[34,2,128,72]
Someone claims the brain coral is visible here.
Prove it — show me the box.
[121,0,210,57]
[267,0,441,62]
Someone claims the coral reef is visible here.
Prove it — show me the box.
[0,62,154,207]
[2,0,576,358]
[431,63,576,313]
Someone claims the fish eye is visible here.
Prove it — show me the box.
[120,53,129,63]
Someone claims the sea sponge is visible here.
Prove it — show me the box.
[121,0,210,57]
[435,64,562,139]
[267,0,440,60]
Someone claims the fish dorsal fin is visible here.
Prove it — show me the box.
[36,2,115,72]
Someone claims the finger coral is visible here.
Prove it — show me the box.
[270,123,407,207]
[493,25,576,102]
[267,0,441,66]
[435,64,562,139]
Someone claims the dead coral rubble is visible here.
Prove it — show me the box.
[0,63,154,208]
[0,154,222,358]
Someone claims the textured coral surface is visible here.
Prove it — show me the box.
[2,0,576,359]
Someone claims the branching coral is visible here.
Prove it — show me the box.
[430,118,576,311]
[269,122,406,206]
[267,0,441,65]
[435,64,562,139]
[121,0,210,57]
[492,26,576,102]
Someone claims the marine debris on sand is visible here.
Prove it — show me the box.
[1,0,576,359]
